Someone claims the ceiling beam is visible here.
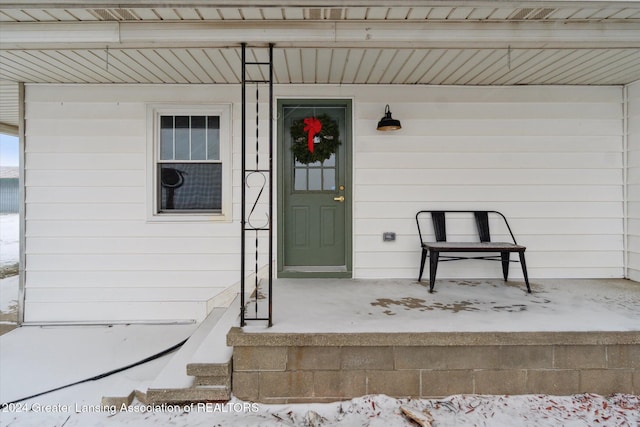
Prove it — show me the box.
[2,21,640,49]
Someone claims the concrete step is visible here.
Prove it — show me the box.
[188,360,232,389]
[146,296,240,404]
[147,385,230,404]
[187,360,231,377]
[147,307,227,391]
[193,375,230,387]
[186,294,239,372]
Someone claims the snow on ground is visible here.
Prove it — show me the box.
[1,387,639,426]
[0,324,197,405]
[0,214,18,269]
[0,320,638,427]
[0,214,18,328]
[0,275,17,314]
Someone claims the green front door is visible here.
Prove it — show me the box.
[278,100,352,277]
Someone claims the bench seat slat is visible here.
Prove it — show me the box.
[423,242,526,252]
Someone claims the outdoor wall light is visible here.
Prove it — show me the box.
[376,104,402,131]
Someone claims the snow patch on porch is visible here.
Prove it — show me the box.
[242,278,640,333]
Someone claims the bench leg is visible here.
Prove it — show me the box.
[519,252,532,293]
[418,248,428,282]
[501,251,510,281]
[429,251,439,293]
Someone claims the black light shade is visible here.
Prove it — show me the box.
[376,104,402,131]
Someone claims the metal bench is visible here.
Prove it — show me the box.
[416,210,531,293]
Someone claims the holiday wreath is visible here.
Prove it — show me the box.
[290,114,341,164]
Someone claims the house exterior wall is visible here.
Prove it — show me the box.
[23,85,242,323]
[628,81,640,282]
[337,85,625,280]
[23,84,625,323]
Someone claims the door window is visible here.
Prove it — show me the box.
[294,154,337,192]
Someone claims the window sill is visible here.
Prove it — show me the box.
[147,212,231,223]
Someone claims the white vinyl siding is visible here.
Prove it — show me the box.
[24,85,240,323]
[627,81,640,282]
[341,85,625,280]
[23,83,628,323]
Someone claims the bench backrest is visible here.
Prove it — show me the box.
[416,210,518,245]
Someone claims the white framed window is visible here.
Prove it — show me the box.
[147,104,231,221]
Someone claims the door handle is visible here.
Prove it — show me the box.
[333,195,345,202]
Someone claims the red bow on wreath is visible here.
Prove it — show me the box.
[303,117,322,153]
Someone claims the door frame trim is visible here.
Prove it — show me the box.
[276,98,353,278]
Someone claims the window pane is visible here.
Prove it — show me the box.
[159,163,222,211]
[323,168,335,191]
[191,116,206,160]
[294,168,307,191]
[174,116,190,160]
[160,116,174,160]
[308,168,322,191]
[207,116,220,160]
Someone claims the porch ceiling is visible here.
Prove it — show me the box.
[1,1,640,131]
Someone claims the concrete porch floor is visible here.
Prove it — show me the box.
[229,278,640,403]
[242,278,640,333]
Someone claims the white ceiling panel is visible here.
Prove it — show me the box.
[188,49,226,82]
[151,8,179,21]
[282,8,303,20]
[0,9,36,21]
[426,7,453,20]
[460,50,510,85]
[107,50,159,82]
[377,49,415,84]
[442,50,494,84]
[1,46,638,86]
[0,4,639,23]
[194,8,221,20]
[551,50,631,84]
[612,8,640,19]
[314,49,332,83]
[207,49,240,83]
[486,8,515,20]
[174,8,201,20]
[327,49,348,84]
[568,51,640,85]
[336,49,365,83]
[447,7,475,20]
[218,8,243,20]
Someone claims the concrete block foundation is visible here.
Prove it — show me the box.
[227,328,640,404]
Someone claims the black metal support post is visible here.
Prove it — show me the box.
[240,43,274,327]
